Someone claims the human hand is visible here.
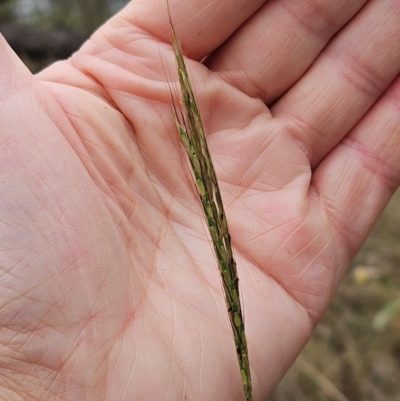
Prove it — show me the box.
[1,0,399,400]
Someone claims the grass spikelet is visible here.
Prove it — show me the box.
[167,8,254,401]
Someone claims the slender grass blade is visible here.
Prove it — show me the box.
[167,9,253,401]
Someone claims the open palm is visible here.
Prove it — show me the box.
[1,0,400,400]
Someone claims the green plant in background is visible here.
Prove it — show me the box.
[3,0,128,35]
[39,0,116,35]
[373,299,400,332]
[0,0,15,22]
[168,12,253,401]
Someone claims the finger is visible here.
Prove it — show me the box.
[121,0,267,59]
[313,74,400,260]
[73,0,268,100]
[206,0,368,102]
[272,0,400,167]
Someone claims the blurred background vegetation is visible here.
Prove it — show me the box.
[0,0,129,71]
[1,1,399,399]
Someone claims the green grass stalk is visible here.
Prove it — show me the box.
[167,12,253,401]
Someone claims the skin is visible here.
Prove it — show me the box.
[0,0,399,399]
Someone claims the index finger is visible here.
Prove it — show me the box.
[121,0,267,59]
